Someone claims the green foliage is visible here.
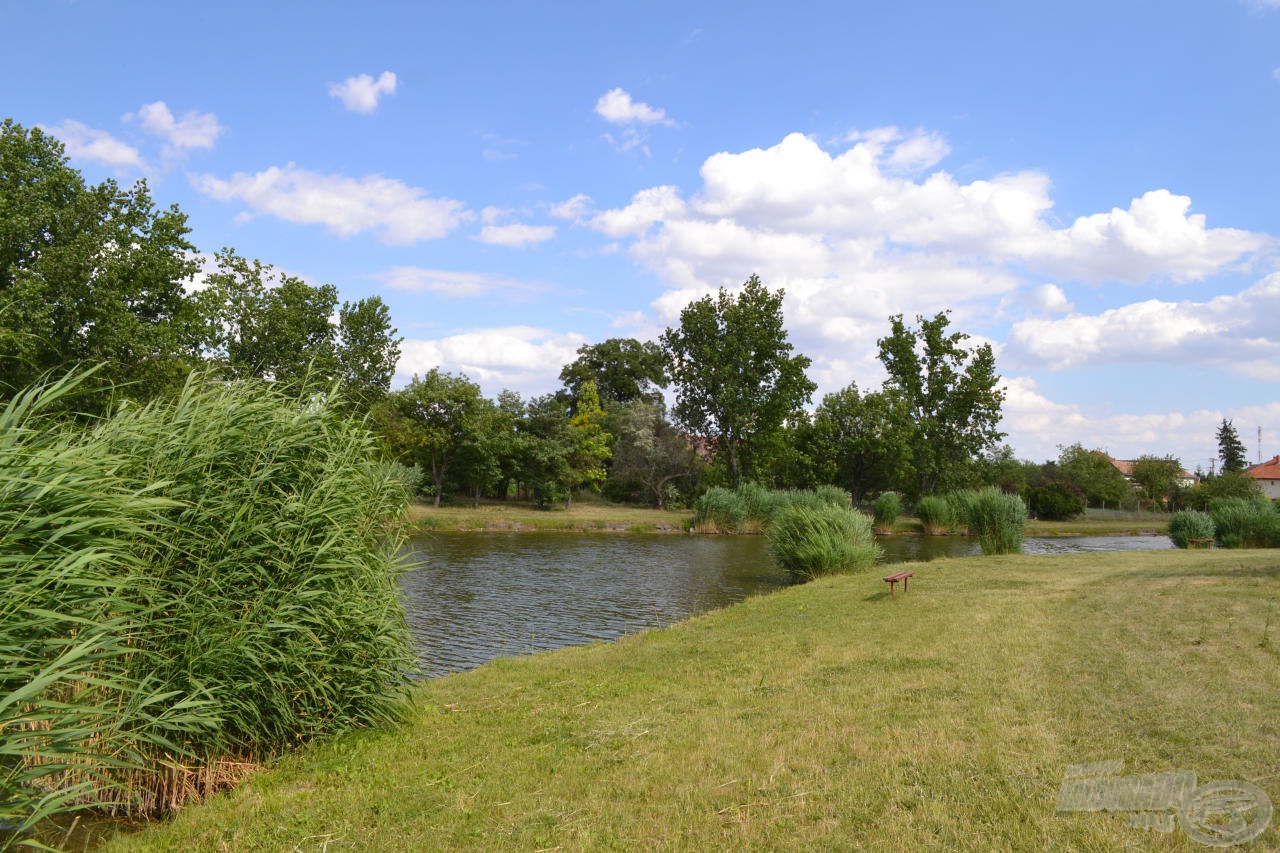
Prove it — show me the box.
[767,504,881,580]
[1168,511,1215,549]
[945,489,980,534]
[1027,482,1085,521]
[877,312,1005,498]
[872,492,901,530]
[966,487,1028,555]
[567,380,613,501]
[1188,470,1263,510]
[385,369,486,508]
[1129,454,1184,505]
[1209,497,1280,548]
[916,496,953,536]
[559,338,667,409]
[662,276,816,487]
[692,487,749,532]
[1056,444,1134,508]
[1,372,412,829]
[806,383,914,502]
[0,119,198,408]
[1217,418,1249,474]
[607,402,704,509]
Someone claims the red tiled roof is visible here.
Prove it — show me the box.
[1109,458,1135,476]
[1246,455,1280,480]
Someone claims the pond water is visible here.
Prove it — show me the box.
[399,532,1172,677]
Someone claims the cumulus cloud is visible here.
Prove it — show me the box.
[1023,283,1074,314]
[372,267,548,298]
[477,223,557,247]
[42,120,143,169]
[594,88,675,125]
[397,326,589,393]
[329,71,398,113]
[192,164,467,244]
[1004,273,1280,378]
[549,193,594,221]
[1000,376,1280,466]
[126,101,223,152]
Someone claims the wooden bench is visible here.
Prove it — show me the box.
[1188,538,1214,549]
[883,570,914,599]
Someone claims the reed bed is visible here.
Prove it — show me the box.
[692,484,851,534]
[965,487,1028,555]
[1208,496,1280,548]
[1,372,414,838]
[1168,510,1215,549]
[915,496,952,536]
[871,492,900,532]
[767,504,881,580]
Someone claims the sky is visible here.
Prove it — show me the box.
[3,0,1280,469]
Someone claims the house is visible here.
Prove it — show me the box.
[1244,455,1280,500]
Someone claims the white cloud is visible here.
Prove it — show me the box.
[549,193,594,221]
[1023,283,1074,314]
[42,120,143,169]
[594,88,675,126]
[126,101,223,151]
[372,267,548,298]
[477,223,557,247]
[397,326,588,393]
[192,164,467,244]
[1000,376,1280,466]
[1004,273,1280,378]
[329,71,398,114]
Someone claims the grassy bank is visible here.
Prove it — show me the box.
[110,550,1279,850]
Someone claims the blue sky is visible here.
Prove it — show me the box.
[3,0,1280,467]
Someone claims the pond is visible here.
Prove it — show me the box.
[399,532,1173,678]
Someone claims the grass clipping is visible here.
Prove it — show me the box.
[1,372,414,831]
[767,504,881,580]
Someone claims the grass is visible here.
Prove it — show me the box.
[406,499,691,534]
[106,550,1280,850]
[766,505,880,579]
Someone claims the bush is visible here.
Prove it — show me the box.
[872,492,901,530]
[1027,482,1085,521]
[768,504,881,580]
[2,373,414,827]
[811,484,853,509]
[967,487,1028,555]
[693,486,748,532]
[1168,510,1215,549]
[945,490,980,534]
[1209,496,1280,548]
[1187,471,1263,510]
[915,496,953,536]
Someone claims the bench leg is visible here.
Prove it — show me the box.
[902,577,908,594]
[888,580,895,600]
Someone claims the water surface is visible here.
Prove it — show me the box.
[400,532,1171,677]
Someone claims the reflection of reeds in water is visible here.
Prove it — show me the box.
[2,371,414,832]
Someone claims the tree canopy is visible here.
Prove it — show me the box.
[1217,418,1248,474]
[661,276,815,487]
[560,338,667,410]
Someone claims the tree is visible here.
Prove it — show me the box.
[566,380,612,505]
[335,296,401,412]
[1,119,198,405]
[518,393,575,507]
[1057,444,1132,508]
[877,312,1005,497]
[1217,418,1249,474]
[559,338,667,409]
[392,370,485,508]
[806,383,914,502]
[608,402,704,509]
[661,276,815,487]
[1129,455,1184,506]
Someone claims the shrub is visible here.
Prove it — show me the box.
[872,492,901,531]
[693,486,748,533]
[2,373,414,827]
[1027,482,1085,521]
[811,484,852,509]
[1168,510,1215,549]
[768,504,881,580]
[1209,496,1280,548]
[1188,471,1263,510]
[945,489,980,534]
[916,496,953,536]
[967,487,1028,555]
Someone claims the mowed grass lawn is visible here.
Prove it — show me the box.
[111,550,1279,851]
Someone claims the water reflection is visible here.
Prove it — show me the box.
[399,532,1171,677]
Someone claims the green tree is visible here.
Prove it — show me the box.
[661,275,816,487]
[560,338,667,409]
[1130,454,1184,506]
[608,401,704,509]
[877,312,1005,498]
[518,393,575,507]
[392,370,485,508]
[1217,418,1249,474]
[335,296,401,412]
[0,119,198,405]
[806,383,914,502]
[1057,444,1132,508]
[566,380,612,505]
